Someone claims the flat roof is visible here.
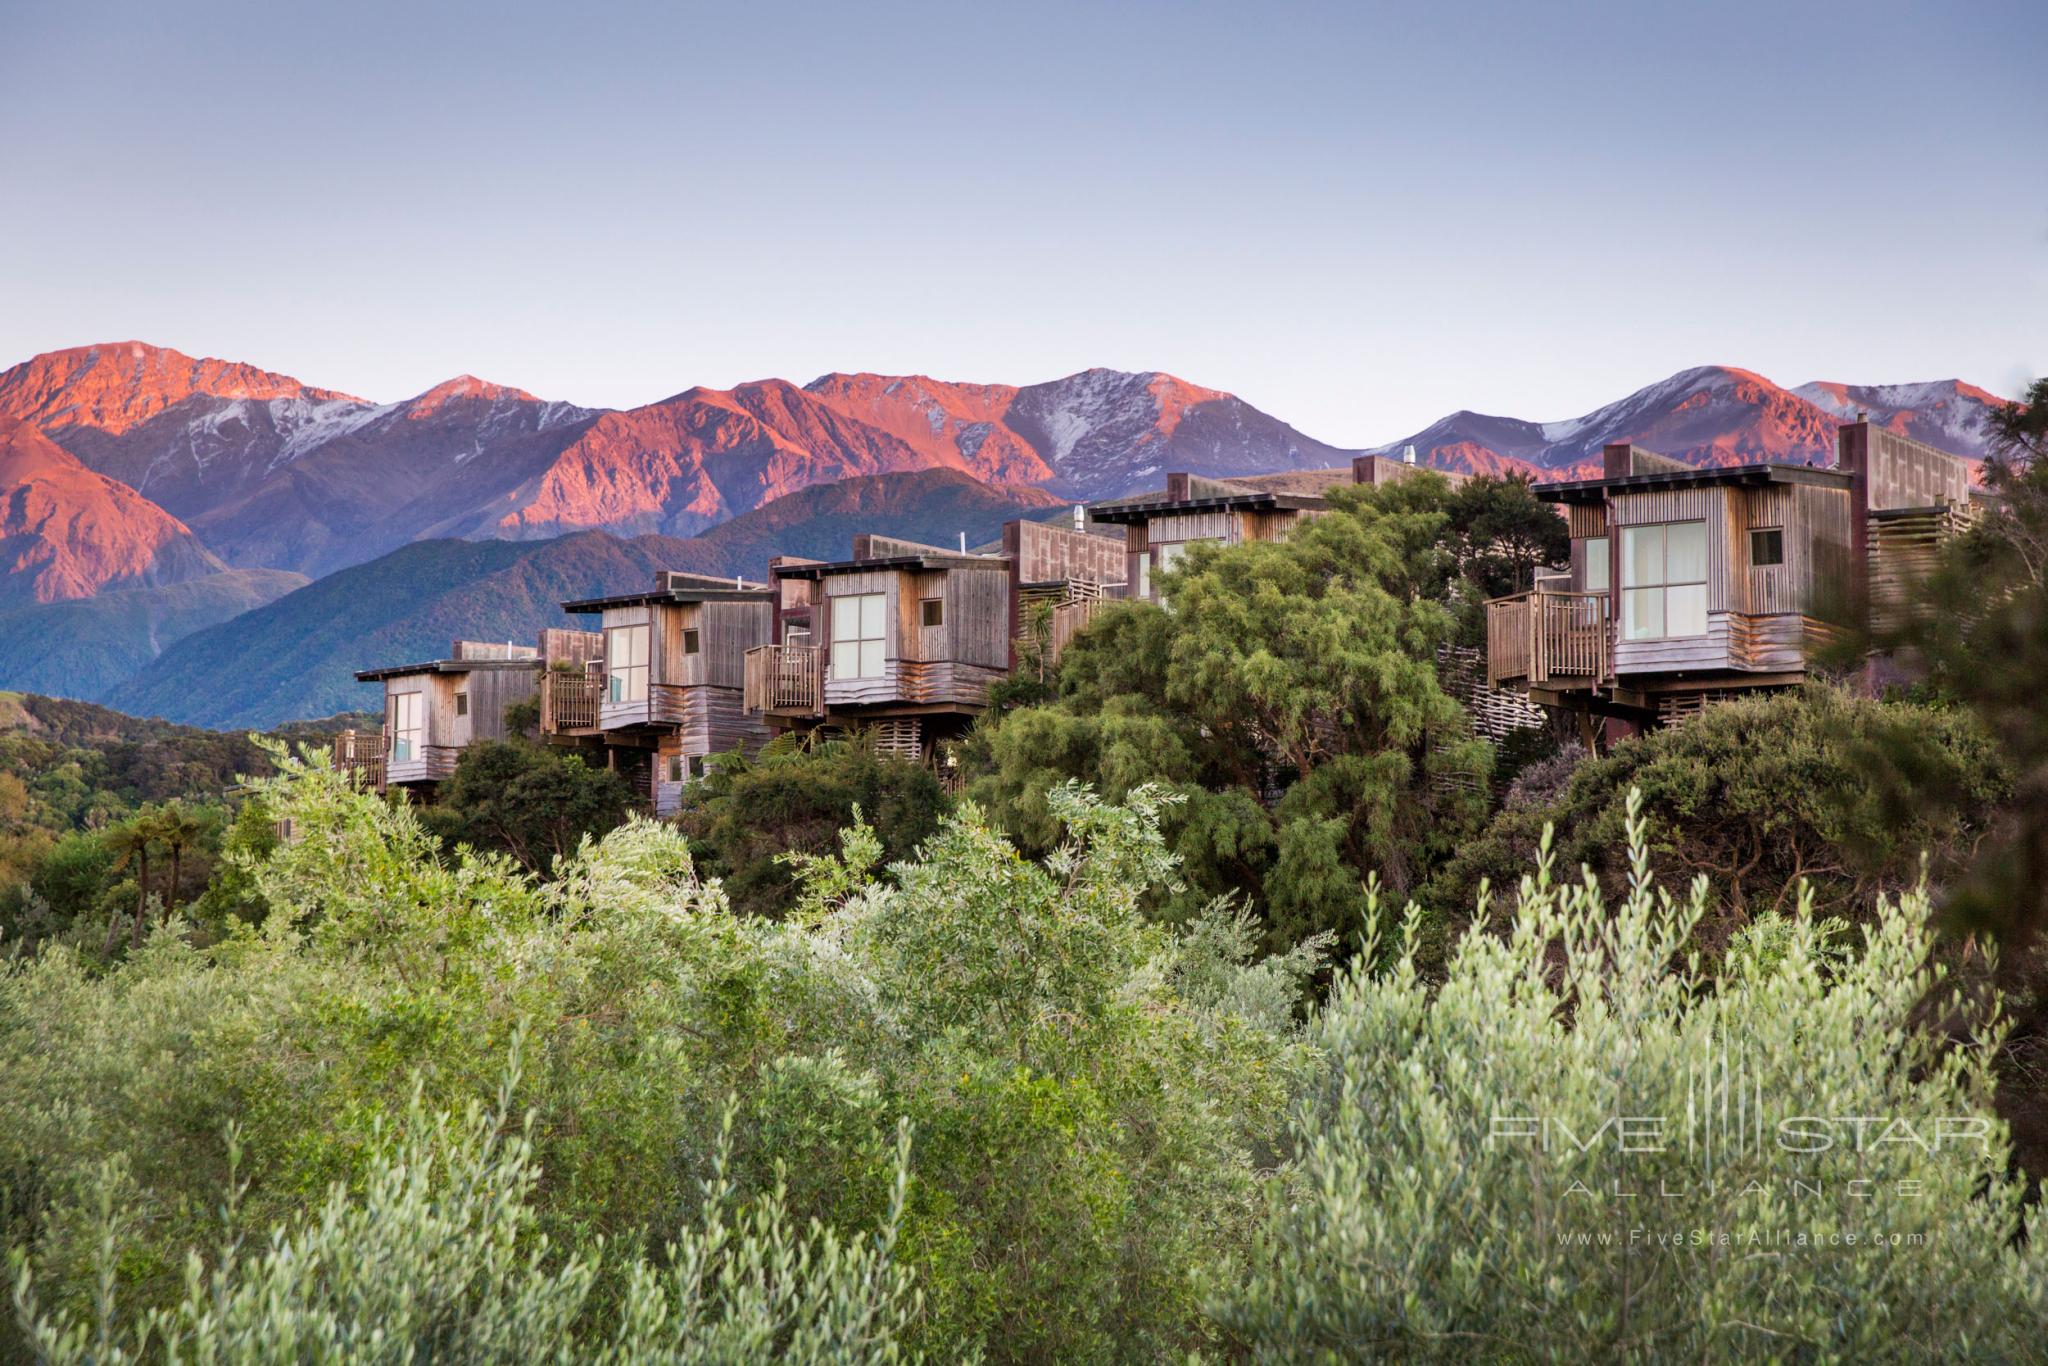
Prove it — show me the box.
[560,585,770,613]
[1088,490,1327,524]
[354,657,539,683]
[774,552,1007,580]
[1536,462,1852,505]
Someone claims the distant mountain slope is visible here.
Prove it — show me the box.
[690,467,1067,571]
[0,416,227,607]
[0,567,307,700]
[103,469,1076,727]
[105,534,704,728]
[1,342,2013,588]
[1792,379,2010,461]
[1371,366,2008,478]
[0,343,1372,575]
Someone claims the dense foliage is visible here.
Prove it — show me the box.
[675,735,952,919]
[964,476,1505,948]
[0,694,357,957]
[4,751,1319,1360]
[423,738,636,874]
[1215,796,2047,1359]
[6,758,2044,1360]
[1426,686,2010,958]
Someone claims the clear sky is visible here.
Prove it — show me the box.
[1,0,2041,445]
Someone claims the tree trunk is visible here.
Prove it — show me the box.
[130,850,150,949]
[166,844,183,914]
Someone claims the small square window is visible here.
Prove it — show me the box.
[683,628,701,655]
[664,755,684,783]
[688,755,706,779]
[1750,528,1784,568]
[454,692,469,716]
[920,597,943,628]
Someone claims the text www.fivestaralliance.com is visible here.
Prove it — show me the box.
[1556,1229,1930,1249]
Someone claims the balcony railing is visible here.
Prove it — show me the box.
[541,671,602,733]
[1486,590,1609,689]
[332,727,387,791]
[743,644,824,715]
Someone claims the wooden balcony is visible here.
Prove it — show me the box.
[331,727,387,792]
[541,670,602,734]
[743,644,824,716]
[1486,590,1609,689]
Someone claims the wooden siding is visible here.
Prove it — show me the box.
[1860,427,1974,512]
[459,667,538,742]
[1609,485,1733,612]
[1004,520,1127,586]
[1566,504,1608,539]
[1613,610,1822,676]
[540,628,602,669]
[816,564,1008,707]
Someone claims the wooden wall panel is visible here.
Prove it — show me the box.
[464,667,538,741]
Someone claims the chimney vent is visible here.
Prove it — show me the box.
[1073,503,1085,530]
[1403,444,1417,466]
[959,531,967,552]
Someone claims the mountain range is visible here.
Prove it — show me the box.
[0,339,2014,726]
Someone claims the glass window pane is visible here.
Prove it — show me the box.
[1667,522,1707,582]
[1668,583,1708,636]
[860,640,885,678]
[831,641,857,679]
[1623,587,1664,640]
[832,596,859,638]
[859,593,884,640]
[1623,526,1662,588]
[1583,537,1610,592]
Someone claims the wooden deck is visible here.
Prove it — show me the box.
[1486,590,1610,689]
[541,671,602,734]
[743,644,824,716]
[331,728,387,792]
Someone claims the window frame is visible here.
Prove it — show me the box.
[390,691,424,763]
[682,627,701,655]
[1582,535,1611,594]
[829,592,887,680]
[920,596,944,628]
[1620,521,1709,641]
[605,623,650,704]
[454,690,469,717]
[1749,527,1785,568]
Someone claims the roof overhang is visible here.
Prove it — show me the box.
[1536,463,1853,506]
[775,553,1006,581]
[560,587,773,613]
[1088,491,1325,524]
[353,658,540,683]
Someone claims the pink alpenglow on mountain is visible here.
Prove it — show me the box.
[0,416,224,607]
[0,341,361,437]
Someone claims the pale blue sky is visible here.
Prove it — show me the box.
[1,0,2040,444]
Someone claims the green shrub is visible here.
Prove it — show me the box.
[1214,793,2048,1360]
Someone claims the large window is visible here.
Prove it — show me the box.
[830,592,886,679]
[1583,536,1610,592]
[1621,521,1707,640]
[390,692,423,763]
[606,623,648,703]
